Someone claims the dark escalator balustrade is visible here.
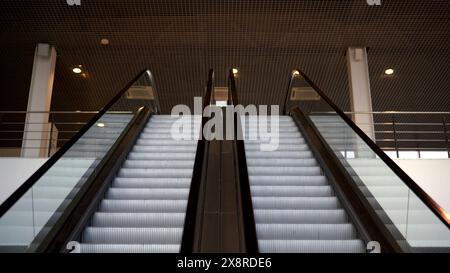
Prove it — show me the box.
[283,70,450,252]
[0,69,204,253]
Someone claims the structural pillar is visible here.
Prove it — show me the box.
[21,44,57,158]
[346,47,375,141]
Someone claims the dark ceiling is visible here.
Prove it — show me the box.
[1,0,450,114]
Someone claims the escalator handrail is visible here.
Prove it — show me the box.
[0,68,155,218]
[180,69,214,252]
[228,69,239,105]
[290,69,450,229]
[228,70,259,253]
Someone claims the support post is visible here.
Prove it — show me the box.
[346,47,376,141]
[21,44,57,158]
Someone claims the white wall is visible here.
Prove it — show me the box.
[394,159,450,212]
[0,158,47,204]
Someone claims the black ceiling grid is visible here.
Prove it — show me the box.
[0,0,448,119]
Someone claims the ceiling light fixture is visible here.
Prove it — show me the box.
[97,123,105,128]
[100,38,110,45]
[72,67,82,74]
[385,68,394,75]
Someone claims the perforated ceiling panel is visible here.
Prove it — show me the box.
[0,0,449,113]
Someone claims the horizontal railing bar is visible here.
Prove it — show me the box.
[376,139,447,142]
[380,147,450,151]
[1,121,127,125]
[0,138,69,141]
[377,123,449,126]
[375,131,447,134]
[312,111,450,115]
[1,122,88,125]
[0,111,132,114]
[0,131,79,133]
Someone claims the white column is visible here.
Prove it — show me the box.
[346,47,375,141]
[21,44,57,158]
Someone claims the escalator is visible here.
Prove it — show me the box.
[0,69,209,253]
[229,69,450,253]
[241,115,365,253]
[1,67,449,253]
[79,115,200,253]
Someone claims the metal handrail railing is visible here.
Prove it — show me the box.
[0,111,132,114]
[312,111,450,115]
[0,69,152,217]
[306,111,450,158]
[0,109,135,157]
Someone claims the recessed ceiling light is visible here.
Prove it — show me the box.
[232,68,239,74]
[100,38,110,45]
[72,67,82,74]
[97,123,105,128]
[385,68,394,75]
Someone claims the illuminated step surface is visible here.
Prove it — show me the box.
[242,115,365,253]
[79,115,200,253]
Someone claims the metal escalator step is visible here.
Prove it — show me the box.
[106,188,190,200]
[82,227,183,244]
[256,224,357,240]
[128,152,195,160]
[136,139,197,146]
[123,160,194,169]
[251,186,333,197]
[258,240,365,253]
[139,133,192,139]
[244,144,309,151]
[117,168,193,178]
[252,197,341,210]
[243,115,364,253]
[112,178,191,188]
[246,158,317,167]
[132,145,197,153]
[91,213,185,227]
[244,126,299,132]
[249,175,328,186]
[245,151,313,159]
[248,166,321,176]
[145,124,201,130]
[79,114,200,252]
[99,199,187,213]
[245,138,305,144]
[79,244,179,253]
[254,209,347,224]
